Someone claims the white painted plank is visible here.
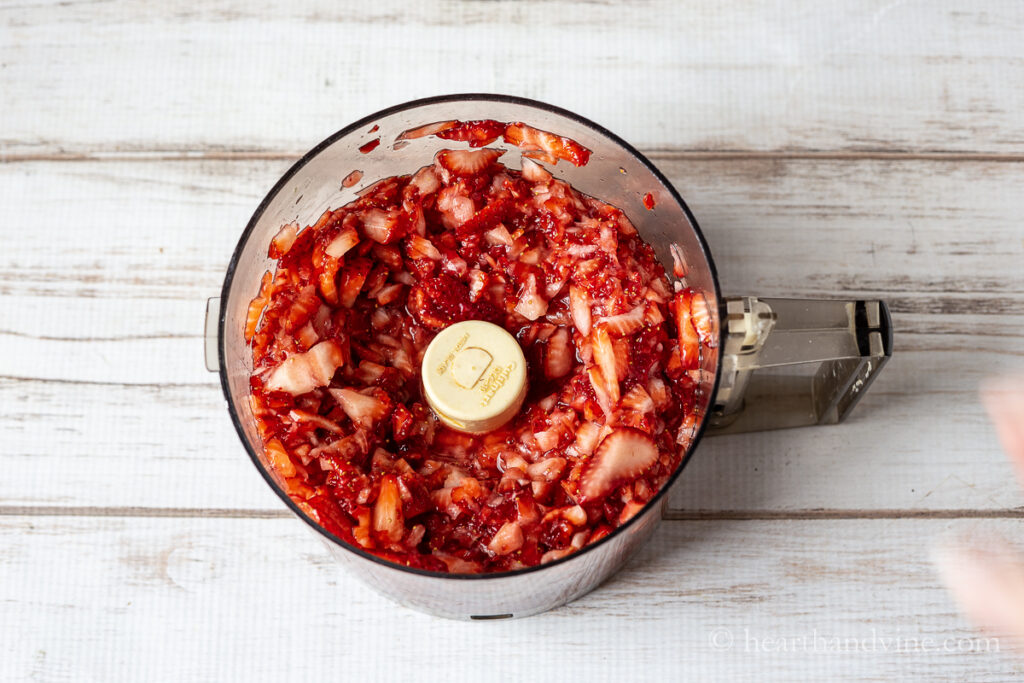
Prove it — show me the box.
[2,157,1022,305]
[2,515,1022,681]
[2,1,1024,156]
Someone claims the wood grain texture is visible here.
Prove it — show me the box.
[2,515,1022,682]
[1,157,1021,512]
[2,1,1023,157]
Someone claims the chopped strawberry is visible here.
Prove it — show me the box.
[591,327,623,402]
[689,291,716,346]
[544,327,573,379]
[329,387,389,429]
[244,270,273,342]
[264,340,344,396]
[373,474,405,543]
[405,234,442,261]
[596,304,646,337]
[360,208,403,244]
[436,119,506,147]
[672,289,701,370]
[488,521,524,555]
[579,428,658,499]
[568,285,592,336]
[338,257,372,308]
[269,222,299,258]
[407,166,440,197]
[503,123,592,167]
[324,224,360,258]
[514,273,549,321]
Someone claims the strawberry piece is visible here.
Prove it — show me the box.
[503,123,592,167]
[596,304,646,337]
[396,120,457,141]
[488,521,524,555]
[405,234,442,261]
[268,222,299,258]
[265,340,344,396]
[689,291,716,346]
[436,147,505,176]
[373,474,405,543]
[579,428,658,499]
[621,384,655,415]
[338,257,372,309]
[568,285,592,336]
[360,208,403,244]
[591,327,622,402]
[514,273,549,321]
[520,156,553,183]
[407,166,440,197]
[672,289,701,370]
[244,270,273,342]
[436,119,506,147]
[324,224,360,258]
[329,387,388,429]
[544,328,573,379]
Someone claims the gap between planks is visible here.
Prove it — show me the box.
[3,506,1024,520]
[5,149,1024,164]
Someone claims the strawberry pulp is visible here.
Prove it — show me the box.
[246,143,714,573]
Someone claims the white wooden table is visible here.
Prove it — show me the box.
[3,1,1024,680]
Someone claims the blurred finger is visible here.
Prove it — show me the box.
[980,376,1024,484]
[934,536,1024,646]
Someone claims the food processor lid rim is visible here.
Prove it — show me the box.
[218,92,724,581]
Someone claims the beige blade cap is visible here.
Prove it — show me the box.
[421,320,528,434]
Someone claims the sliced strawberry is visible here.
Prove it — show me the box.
[396,120,457,141]
[591,327,622,401]
[244,270,273,342]
[568,285,592,336]
[689,291,716,346]
[436,147,506,176]
[265,340,344,396]
[596,304,646,337]
[329,387,388,429]
[621,384,655,414]
[436,119,506,147]
[338,257,372,308]
[407,166,440,197]
[579,428,658,499]
[544,328,573,379]
[503,123,592,167]
[672,289,701,370]
[676,410,700,450]
[373,474,404,543]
